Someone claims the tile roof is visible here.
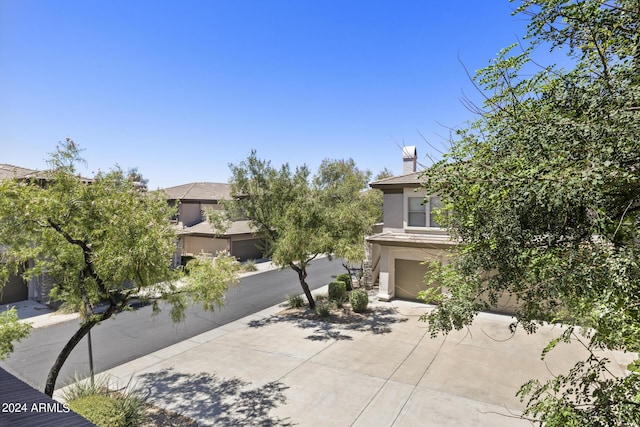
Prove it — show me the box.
[160,182,232,201]
[0,164,47,181]
[0,164,93,183]
[177,220,256,237]
[369,171,424,189]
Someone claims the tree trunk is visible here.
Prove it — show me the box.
[290,263,315,309]
[43,304,118,397]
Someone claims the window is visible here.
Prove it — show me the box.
[429,196,443,227]
[404,190,444,229]
[408,197,426,227]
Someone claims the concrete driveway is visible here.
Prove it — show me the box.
[57,293,634,426]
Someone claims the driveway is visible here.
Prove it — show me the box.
[56,293,635,426]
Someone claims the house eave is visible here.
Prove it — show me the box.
[366,232,456,249]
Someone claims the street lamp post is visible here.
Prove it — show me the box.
[87,328,94,387]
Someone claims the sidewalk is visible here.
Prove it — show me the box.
[0,299,79,329]
[54,294,635,426]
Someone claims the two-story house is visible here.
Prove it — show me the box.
[367,148,517,314]
[162,182,264,264]
[366,147,454,301]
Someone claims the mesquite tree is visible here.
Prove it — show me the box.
[419,1,640,425]
[212,152,379,309]
[0,139,240,396]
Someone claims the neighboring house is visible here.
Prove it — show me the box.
[0,165,59,305]
[366,148,516,313]
[161,182,264,263]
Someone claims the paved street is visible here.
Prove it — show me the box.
[0,257,343,390]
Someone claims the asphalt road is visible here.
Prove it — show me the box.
[0,257,343,391]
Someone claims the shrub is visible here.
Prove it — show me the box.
[242,259,258,272]
[336,273,352,291]
[63,376,145,427]
[68,394,127,427]
[315,293,328,303]
[315,303,331,318]
[286,294,304,308]
[349,289,369,313]
[328,281,347,303]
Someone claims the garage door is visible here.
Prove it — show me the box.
[231,239,263,261]
[1,273,28,304]
[394,259,436,300]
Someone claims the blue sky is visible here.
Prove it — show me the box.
[1,1,534,189]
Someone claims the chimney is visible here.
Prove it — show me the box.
[402,146,417,174]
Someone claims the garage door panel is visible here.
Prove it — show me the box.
[394,259,436,300]
[1,274,28,304]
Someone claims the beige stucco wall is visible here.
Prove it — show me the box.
[182,236,228,256]
[382,193,403,230]
[179,203,204,227]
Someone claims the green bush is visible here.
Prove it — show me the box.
[315,303,331,318]
[336,273,352,291]
[63,376,145,427]
[328,281,347,302]
[349,289,369,313]
[68,394,128,427]
[286,294,304,308]
[242,259,258,272]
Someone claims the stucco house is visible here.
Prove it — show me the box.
[366,148,517,313]
[161,182,264,263]
[366,148,454,301]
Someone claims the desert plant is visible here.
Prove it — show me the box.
[349,289,368,313]
[328,280,347,303]
[315,293,328,303]
[63,376,145,427]
[242,259,258,272]
[286,294,305,309]
[336,273,352,291]
[315,303,331,318]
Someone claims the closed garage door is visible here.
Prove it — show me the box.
[231,239,263,261]
[394,259,436,300]
[1,273,28,304]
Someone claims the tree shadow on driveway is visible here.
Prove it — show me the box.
[248,305,408,341]
[135,367,294,426]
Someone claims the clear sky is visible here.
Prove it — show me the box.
[1,1,534,189]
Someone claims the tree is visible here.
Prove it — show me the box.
[0,308,32,360]
[0,139,240,396]
[213,152,379,309]
[419,1,640,425]
[313,158,380,273]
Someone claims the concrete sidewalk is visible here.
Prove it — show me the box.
[55,293,635,426]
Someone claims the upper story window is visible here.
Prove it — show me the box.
[408,197,426,227]
[404,189,443,229]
